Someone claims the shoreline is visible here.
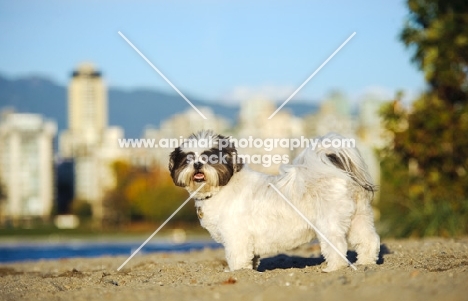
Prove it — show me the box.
[0,238,221,265]
[1,238,467,301]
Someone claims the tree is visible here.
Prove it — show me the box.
[379,94,468,237]
[102,160,197,228]
[378,0,468,237]
[401,0,468,103]
[0,177,6,217]
[0,178,5,202]
[71,199,93,219]
[102,161,133,227]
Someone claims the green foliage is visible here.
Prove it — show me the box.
[379,94,468,237]
[71,199,93,218]
[401,0,468,103]
[379,0,468,237]
[0,175,6,204]
[102,160,197,227]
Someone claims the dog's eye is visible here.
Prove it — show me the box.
[201,151,209,157]
[185,152,195,164]
[201,150,218,158]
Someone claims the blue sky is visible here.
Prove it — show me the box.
[0,0,426,105]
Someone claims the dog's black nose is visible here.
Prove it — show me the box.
[194,161,203,169]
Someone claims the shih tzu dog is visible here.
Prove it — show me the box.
[169,130,380,272]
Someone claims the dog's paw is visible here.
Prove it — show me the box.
[321,263,348,273]
[321,266,337,273]
[356,258,377,265]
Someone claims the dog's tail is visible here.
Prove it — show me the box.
[315,133,377,193]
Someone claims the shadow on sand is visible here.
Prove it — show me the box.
[257,244,391,272]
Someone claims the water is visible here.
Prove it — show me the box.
[0,240,222,263]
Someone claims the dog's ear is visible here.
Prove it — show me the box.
[232,149,243,172]
[235,155,244,172]
[169,147,186,187]
[168,147,179,172]
[217,135,243,173]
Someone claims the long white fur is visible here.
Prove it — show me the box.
[175,131,380,272]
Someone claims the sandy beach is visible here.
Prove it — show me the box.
[1,238,467,301]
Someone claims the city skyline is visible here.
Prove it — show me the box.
[2,62,379,140]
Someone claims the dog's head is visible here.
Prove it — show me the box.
[169,130,243,194]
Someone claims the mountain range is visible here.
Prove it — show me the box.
[0,74,319,138]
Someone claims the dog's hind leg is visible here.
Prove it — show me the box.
[314,184,355,272]
[347,197,380,265]
[252,255,260,270]
[315,213,352,272]
[318,231,349,272]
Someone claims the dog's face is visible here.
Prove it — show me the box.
[169,130,243,193]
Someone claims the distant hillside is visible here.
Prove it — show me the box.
[0,74,319,138]
[0,74,68,133]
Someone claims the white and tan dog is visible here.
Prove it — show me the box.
[169,130,380,272]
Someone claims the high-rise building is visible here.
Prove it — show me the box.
[59,63,124,219]
[60,63,108,157]
[0,111,56,220]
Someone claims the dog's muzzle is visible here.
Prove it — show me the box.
[193,162,205,182]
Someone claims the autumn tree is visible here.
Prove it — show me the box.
[379,0,468,236]
[102,160,197,228]
[401,0,468,103]
[0,178,5,202]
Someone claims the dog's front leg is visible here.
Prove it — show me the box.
[223,240,255,271]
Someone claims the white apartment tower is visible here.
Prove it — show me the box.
[0,112,56,220]
[61,63,108,157]
[60,63,124,219]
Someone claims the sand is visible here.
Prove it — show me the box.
[1,238,467,301]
